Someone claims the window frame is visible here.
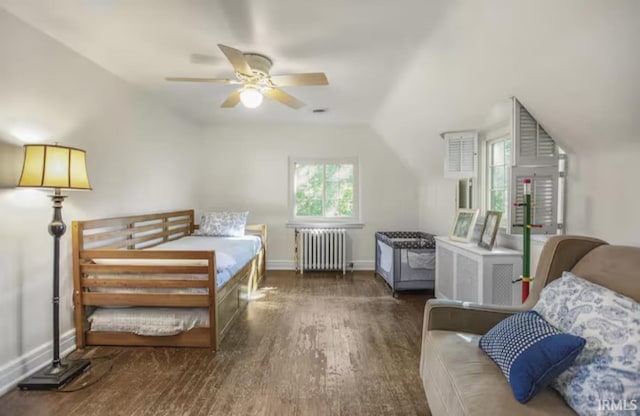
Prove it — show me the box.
[288,157,360,224]
[484,134,511,227]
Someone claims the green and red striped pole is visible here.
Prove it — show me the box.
[522,179,532,302]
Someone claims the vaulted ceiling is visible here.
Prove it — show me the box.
[1,0,639,178]
[372,0,640,176]
[0,0,449,124]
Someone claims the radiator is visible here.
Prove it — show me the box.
[297,228,346,274]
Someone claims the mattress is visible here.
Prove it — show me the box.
[88,307,209,336]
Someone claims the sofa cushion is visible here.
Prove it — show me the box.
[479,311,585,403]
[421,330,576,416]
[534,272,640,415]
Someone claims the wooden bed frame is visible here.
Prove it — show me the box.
[71,210,266,350]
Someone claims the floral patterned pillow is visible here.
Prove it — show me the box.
[534,271,640,415]
[194,211,248,237]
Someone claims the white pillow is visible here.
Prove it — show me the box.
[194,211,248,237]
[534,271,640,415]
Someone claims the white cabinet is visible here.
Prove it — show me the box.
[435,236,523,306]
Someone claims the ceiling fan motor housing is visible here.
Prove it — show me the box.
[243,53,273,76]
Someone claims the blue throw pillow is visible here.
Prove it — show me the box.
[479,310,586,404]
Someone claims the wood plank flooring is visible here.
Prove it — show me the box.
[0,271,433,416]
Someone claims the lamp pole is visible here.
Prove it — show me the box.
[48,188,67,373]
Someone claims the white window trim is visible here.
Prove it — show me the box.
[483,134,511,228]
[288,157,361,225]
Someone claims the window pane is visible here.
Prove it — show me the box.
[296,199,323,217]
[505,139,512,164]
[490,190,506,213]
[491,166,505,189]
[325,164,354,217]
[294,163,323,217]
[326,198,354,217]
[326,164,354,183]
[492,141,505,166]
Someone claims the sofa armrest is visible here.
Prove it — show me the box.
[523,235,607,308]
[423,299,527,337]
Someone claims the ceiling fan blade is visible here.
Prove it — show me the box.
[166,77,240,84]
[221,90,242,108]
[218,44,253,75]
[263,88,306,109]
[269,73,329,87]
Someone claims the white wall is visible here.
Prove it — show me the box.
[0,10,202,380]
[565,143,640,246]
[418,141,640,277]
[197,123,419,269]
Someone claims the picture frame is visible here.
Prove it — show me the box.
[449,208,479,242]
[478,210,502,250]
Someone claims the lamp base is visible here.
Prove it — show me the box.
[18,360,90,391]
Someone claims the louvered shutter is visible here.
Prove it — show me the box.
[509,98,562,235]
[512,99,558,166]
[444,131,477,178]
[509,167,559,235]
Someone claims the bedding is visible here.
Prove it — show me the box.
[90,235,262,289]
[88,307,209,336]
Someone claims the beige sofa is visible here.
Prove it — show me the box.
[420,235,640,416]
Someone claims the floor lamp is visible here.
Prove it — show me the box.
[17,144,92,390]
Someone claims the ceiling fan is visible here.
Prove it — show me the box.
[166,44,329,109]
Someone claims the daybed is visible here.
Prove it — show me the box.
[420,235,640,415]
[72,210,266,350]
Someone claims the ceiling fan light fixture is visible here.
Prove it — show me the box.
[239,87,263,109]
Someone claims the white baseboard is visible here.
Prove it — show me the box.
[352,260,375,271]
[266,260,296,270]
[267,260,374,271]
[0,330,76,396]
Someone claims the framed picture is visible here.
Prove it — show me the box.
[449,208,479,242]
[478,211,502,250]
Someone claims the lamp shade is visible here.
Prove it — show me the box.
[18,144,91,190]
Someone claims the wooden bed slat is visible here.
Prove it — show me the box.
[82,278,209,289]
[83,292,210,307]
[80,210,193,230]
[81,265,208,274]
[80,249,212,259]
[83,218,192,243]
[101,226,190,249]
[86,328,211,348]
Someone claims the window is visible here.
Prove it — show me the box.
[486,136,511,217]
[289,158,359,222]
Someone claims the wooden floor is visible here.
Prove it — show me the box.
[0,271,433,416]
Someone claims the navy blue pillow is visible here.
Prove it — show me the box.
[479,310,586,404]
